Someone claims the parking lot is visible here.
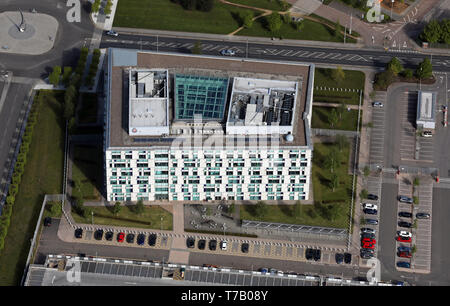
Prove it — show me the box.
[398,91,417,161]
[369,92,387,165]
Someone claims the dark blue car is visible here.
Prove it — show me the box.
[396,261,411,268]
[137,234,146,245]
[397,246,411,253]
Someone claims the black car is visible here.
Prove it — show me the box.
[313,249,321,261]
[126,233,135,243]
[137,234,146,245]
[363,209,377,215]
[398,211,413,218]
[398,221,412,228]
[344,253,352,264]
[335,253,344,264]
[367,194,379,200]
[305,248,314,260]
[105,231,114,241]
[94,229,104,240]
[361,232,376,239]
[43,217,52,227]
[241,243,249,253]
[198,239,206,250]
[360,250,374,259]
[208,239,217,251]
[416,212,430,219]
[74,228,83,239]
[148,234,157,246]
[186,237,195,248]
[365,219,378,225]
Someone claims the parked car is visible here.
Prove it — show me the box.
[396,236,412,243]
[361,238,376,249]
[43,217,52,227]
[126,233,135,243]
[269,268,277,275]
[398,196,413,204]
[148,234,157,246]
[117,232,125,243]
[74,228,83,239]
[335,253,344,264]
[94,229,104,241]
[361,232,376,239]
[220,49,235,56]
[305,248,314,260]
[416,212,430,219]
[422,131,432,138]
[344,253,352,264]
[362,203,378,210]
[398,231,412,238]
[398,246,411,253]
[313,249,321,261]
[106,30,118,36]
[209,239,217,251]
[198,239,206,250]
[365,218,378,225]
[398,211,413,218]
[360,249,374,259]
[372,101,384,108]
[186,237,195,248]
[137,234,146,245]
[361,228,376,234]
[220,241,227,251]
[367,194,379,200]
[241,243,249,253]
[397,251,412,258]
[363,208,378,215]
[105,231,114,241]
[396,261,411,268]
[398,221,412,228]
[260,268,268,274]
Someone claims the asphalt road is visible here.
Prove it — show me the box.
[100,33,450,72]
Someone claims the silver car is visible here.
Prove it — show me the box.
[220,49,235,56]
[372,101,383,107]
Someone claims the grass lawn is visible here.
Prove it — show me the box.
[237,16,356,43]
[78,93,98,124]
[0,90,64,285]
[113,0,259,34]
[71,205,173,230]
[313,89,361,105]
[314,67,365,90]
[226,0,290,11]
[240,142,353,229]
[312,106,360,131]
[71,145,102,201]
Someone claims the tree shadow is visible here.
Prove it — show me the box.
[230,11,243,27]
[278,204,293,218]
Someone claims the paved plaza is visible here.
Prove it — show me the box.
[0,11,58,55]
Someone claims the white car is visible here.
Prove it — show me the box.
[220,241,227,251]
[422,131,432,138]
[220,49,235,56]
[372,101,384,107]
[106,30,119,37]
[398,231,412,238]
[361,228,376,234]
[362,203,378,210]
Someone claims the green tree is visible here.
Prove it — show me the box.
[49,66,62,87]
[113,202,122,216]
[62,67,73,87]
[83,206,93,220]
[387,57,403,76]
[104,0,112,15]
[50,202,61,216]
[440,19,450,44]
[191,41,202,54]
[267,12,282,34]
[331,66,345,84]
[413,177,420,187]
[328,108,339,128]
[359,189,368,199]
[63,98,75,121]
[135,199,145,215]
[402,68,414,79]
[325,147,341,173]
[420,19,442,43]
[91,0,101,14]
[295,20,304,32]
[242,11,254,29]
[337,103,346,120]
[196,0,214,12]
[330,173,339,191]
[254,201,268,218]
[336,134,348,152]
[363,166,370,177]
[416,58,433,79]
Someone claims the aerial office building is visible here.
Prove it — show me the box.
[416,91,436,130]
[103,49,314,202]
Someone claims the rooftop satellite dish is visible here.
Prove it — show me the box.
[285,134,294,142]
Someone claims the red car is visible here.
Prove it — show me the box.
[396,236,412,243]
[117,232,125,243]
[361,238,376,249]
[397,251,412,258]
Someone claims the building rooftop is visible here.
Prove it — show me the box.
[106,50,314,149]
[417,91,436,122]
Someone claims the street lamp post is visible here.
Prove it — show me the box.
[91,211,94,224]
[160,216,163,231]
[391,0,394,20]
